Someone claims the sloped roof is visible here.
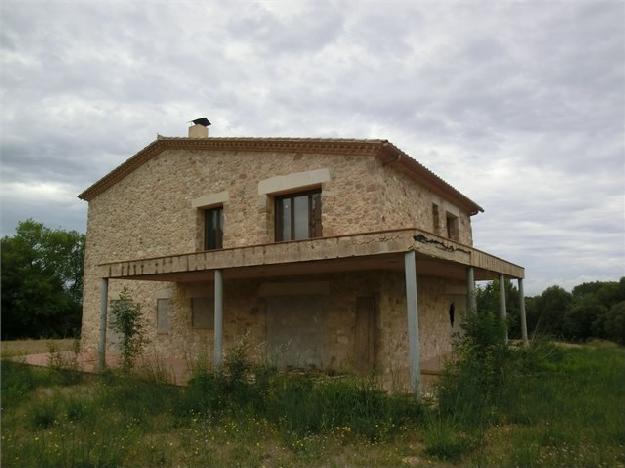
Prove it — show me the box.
[78,137,484,215]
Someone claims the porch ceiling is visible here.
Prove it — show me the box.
[97,228,524,282]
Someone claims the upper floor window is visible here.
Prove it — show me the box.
[432,203,440,234]
[204,206,223,250]
[446,212,459,242]
[275,190,322,241]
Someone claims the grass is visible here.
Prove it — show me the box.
[0,339,75,358]
[1,338,624,467]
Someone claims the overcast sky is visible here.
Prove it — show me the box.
[1,1,623,294]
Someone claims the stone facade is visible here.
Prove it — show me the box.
[81,140,475,388]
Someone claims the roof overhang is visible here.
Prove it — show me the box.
[78,137,484,215]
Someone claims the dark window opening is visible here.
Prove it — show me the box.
[157,298,170,334]
[449,303,456,327]
[191,297,213,329]
[204,207,223,250]
[446,212,459,241]
[432,203,440,234]
[275,190,322,241]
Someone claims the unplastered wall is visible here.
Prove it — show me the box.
[88,272,384,369]
[379,164,474,246]
[81,149,386,354]
[376,272,466,391]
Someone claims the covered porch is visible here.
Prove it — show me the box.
[96,228,526,393]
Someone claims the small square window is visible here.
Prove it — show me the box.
[191,297,213,329]
[446,212,459,241]
[157,298,170,334]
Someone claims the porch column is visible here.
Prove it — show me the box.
[499,273,508,343]
[213,269,223,369]
[466,266,476,314]
[518,278,529,345]
[98,278,109,371]
[404,250,420,394]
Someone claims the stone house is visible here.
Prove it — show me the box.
[79,122,527,392]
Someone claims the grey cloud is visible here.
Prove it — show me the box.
[1,0,623,294]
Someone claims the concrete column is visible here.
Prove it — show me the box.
[404,250,420,394]
[518,278,529,345]
[499,273,508,343]
[98,278,109,371]
[466,267,476,314]
[213,269,223,369]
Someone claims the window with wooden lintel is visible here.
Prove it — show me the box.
[446,212,459,241]
[204,206,223,250]
[275,190,322,241]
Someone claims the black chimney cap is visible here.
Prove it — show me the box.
[189,117,211,127]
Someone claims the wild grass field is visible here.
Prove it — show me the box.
[1,332,624,467]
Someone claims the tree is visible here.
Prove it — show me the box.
[475,278,520,338]
[594,301,625,345]
[533,286,573,338]
[563,297,606,341]
[1,219,85,339]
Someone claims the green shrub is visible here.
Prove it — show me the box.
[1,361,55,409]
[109,288,149,370]
[423,418,477,461]
[598,301,625,345]
[30,399,59,429]
[180,345,421,441]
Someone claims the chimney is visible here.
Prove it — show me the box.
[187,117,211,138]
[188,124,209,138]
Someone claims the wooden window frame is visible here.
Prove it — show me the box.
[274,189,322,242]
[446,212,459,241]
[204,206,223,250]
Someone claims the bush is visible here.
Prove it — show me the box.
[30,399,59,429]
[436,310,559,428]
[598,301,625,345]
[180,343,422,441]
[563,299,606,341]
[109,288,149,370]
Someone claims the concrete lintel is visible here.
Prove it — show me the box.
[191,191,229,209]
[257,168,331,196]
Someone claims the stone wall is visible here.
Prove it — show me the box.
[81,146,472,379]
[379,164,474,246]
[93,270,463,391]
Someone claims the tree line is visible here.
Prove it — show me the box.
[477,276,625,344]
[1,219,624,345]
[1,220,84,339]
